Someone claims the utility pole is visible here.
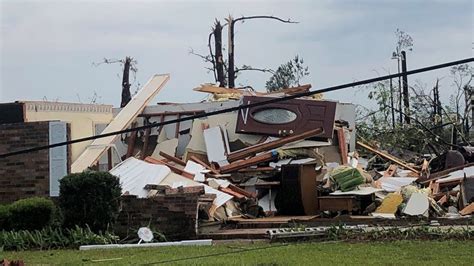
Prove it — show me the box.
[401,51,410,124]
[390,78,395,128]
[433,79,441,124]
[393,48,403,125]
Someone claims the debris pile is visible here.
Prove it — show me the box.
[103,81,473,227]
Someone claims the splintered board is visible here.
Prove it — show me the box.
[71,74,170,173]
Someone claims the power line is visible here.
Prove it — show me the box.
[140,242,290,265]
[0,57,472,159]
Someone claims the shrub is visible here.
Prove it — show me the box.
[0,225,119,251]
[59,171,121,233]
[8,197,55,231]
[0,205,10,230]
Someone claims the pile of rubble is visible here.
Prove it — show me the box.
[106,81,473,226]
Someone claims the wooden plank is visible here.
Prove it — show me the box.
[190,155,219,175]
[357,141,420,175]
[144,156,194,179]
[72,74,170,173]
[337,127,348,165]
[228,183,256,198]
[220,152,276,174]
[140,127,151,160]
[264,84,311,95]
[159,151,186,166]
[193,84,311,96]
[227,128,323,162]
[419,162,474,184]
[383,164,398,177]
[193,84,262,95]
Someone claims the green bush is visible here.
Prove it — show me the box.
[59,171,121,233]
[0,225,119,251]
[8,197,55,231]
[0,205,10,230]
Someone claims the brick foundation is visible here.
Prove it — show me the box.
[115,186,206,240]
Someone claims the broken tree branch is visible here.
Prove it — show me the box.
[235,66,275,74]
[227,15,298,88]
[232,15,299,24]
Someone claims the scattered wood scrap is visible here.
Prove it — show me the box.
[357,141,420,175]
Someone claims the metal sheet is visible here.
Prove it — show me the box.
[72,74,170,173]
[109,157,171,198]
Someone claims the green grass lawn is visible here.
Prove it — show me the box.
[1,240,473,265]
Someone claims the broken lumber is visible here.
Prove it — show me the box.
[263,84,312,95]
[193,84,261,95]
[419,162,474,184]
[336,128,348,165]
[356,141,420,175]
[220,151,277,174]
[144,156,194,179]
[227,127,324,162]
[71,74,170,173]
[190,155,220,175]
[228,183,256,198]
[159,151,186,166]
[459,202,474,216]
[383,164,398,177]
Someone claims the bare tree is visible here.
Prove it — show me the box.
[226,15,297,87]
[92,57,138,107]
[191,15,297,88]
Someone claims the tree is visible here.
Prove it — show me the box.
[92,57,139,107]
[191,15,297,88]
[265,55,310,92]
[356,64,473,157]
[446,64,474,143]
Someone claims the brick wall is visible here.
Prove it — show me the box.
[116,186,206,240]
[0,121,71,204]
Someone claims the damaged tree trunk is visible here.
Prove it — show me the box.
[226,15,297,88]
[214,21,226,87]
[228,16,235,88]
[121,56,132,108]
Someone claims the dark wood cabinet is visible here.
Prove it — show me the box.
[276,163,318,215]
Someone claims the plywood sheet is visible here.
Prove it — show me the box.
[72,74,170,173]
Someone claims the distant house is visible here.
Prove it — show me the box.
[0,101,113,161]
[0,101,114,203]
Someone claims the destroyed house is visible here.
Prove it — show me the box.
[1,75,473,240]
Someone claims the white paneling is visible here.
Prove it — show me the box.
[49,121,68,197]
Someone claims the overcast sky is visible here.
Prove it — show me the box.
[0,0,472,107]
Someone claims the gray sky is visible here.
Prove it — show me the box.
[1,0,472,107]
